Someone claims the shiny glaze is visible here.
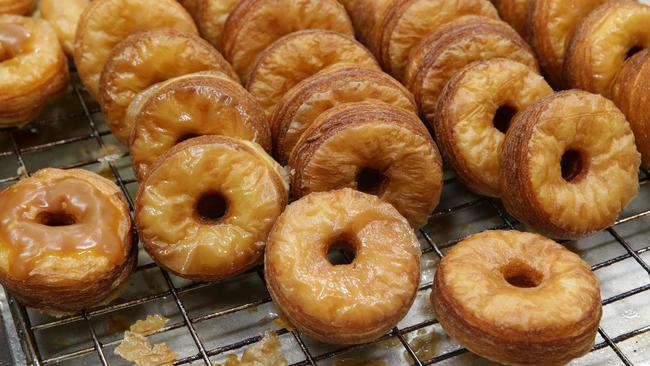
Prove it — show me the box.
[0,23,30,61]
[0,177,125,279]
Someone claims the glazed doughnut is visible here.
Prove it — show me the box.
[565,1,650,96]
[0,16,69,127]
[221,0,354,80]
[490,0,528,34]
[265,188,421,344]
[135,135,288,281]
[527,0,607,88]
[0,0,34,15]
[129,71,271,181]
[611,49,650,168]
[39,0,90,57]
[500,90,640,239]
[349,0,394,55]
[435,59,553,197]
[432,230,601,365]
[194,0,239,49]
[404,17,538,127]
[271,64,416,164]
[246,30,379,114]
[290,102,443,229]
[98,29,237,144]
[0,168,135,313]
[377,0,498,80]
[74,0,197,98]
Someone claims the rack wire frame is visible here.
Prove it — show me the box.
[0,67,649,366]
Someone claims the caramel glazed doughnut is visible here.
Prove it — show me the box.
[74,0,197,98]
[99,28,238,143]
[271,64,417,165]
[404,16,538,127]
[136,136,288,281]
[432,230,601,365]
[435,58,553,197]
[565,0,650,96]
[246,29,379,114]
[221,0,354,80]
[500,90,640,240]
[0,16,68,126]
[128,71,271,181]
[265,188,421,344]
[290,102,443,229]
[0,168,135,313]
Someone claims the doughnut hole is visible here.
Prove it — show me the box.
[37,211,77,226]
[493,104,517,134]
[195,191,229,224]
[356,167,387,196]
[325,233,359,266]
[560,149,588,183]
[626,45,644,60]
[501,260,544,288]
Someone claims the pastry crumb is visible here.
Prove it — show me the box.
[217,332,287,366]
[130,314,169,336]
[114,315,177,366]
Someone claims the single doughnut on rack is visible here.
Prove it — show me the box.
[526,0,607,88]
[565,0,650,96]
[432,230,601,365]
[0,15,69,127]
[611,49,650,168]
[0,168,135,313]
[246,29,379,114]
[0,0,34,15]
[74,0,197,98]
[98,28,237,143]
[435,58,553,197]
[221,0,354,80]
[265,188,421,344]
[39,0,90,57]
[289,102,443,229]
[135,135,288,281]
[404,17,538,127]
[128,71,271,181]
[500,90,640,240]
[271,64,416,165]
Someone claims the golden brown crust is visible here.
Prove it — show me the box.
[611,49,650,168]
[39,0,90,57]
[0,168,135,313]
[265,188,421,344]
[378,0,498,80]
[491,0,529,34]
[432,230,601,366]
[194,0,239,49]
[270,64,416,164]
[404,17,538,128]
[289,102,443,228]
[221,0,354,80]
[74,0,197,98]
[0,16,69,127]
[527,0,607,88]
[128,72,271,181]
[434,58,552,197]
[135,135,288,282]
[98,28,236,143]
[499,90,640,239]
[0,0,34,15]
[245,29,379,114]
[564,0,650,96]
[349,0,395,56]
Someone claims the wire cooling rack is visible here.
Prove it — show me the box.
[0,65,649,366]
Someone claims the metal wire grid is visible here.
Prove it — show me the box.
[0,67,648,366]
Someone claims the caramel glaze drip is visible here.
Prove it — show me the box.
[0,23,31,62]
[0,178,125,279]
